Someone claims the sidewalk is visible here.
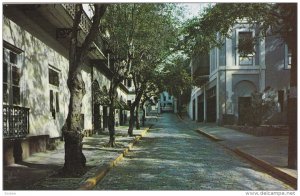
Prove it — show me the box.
[179,115,297,189]
[3,117,157,190]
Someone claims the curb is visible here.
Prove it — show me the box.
[195,129,223,142]
[78,126,152,190]
[234,148,297,189]
[196,128,297,189]
[176,113,185,122]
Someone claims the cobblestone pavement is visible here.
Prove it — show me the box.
[94,113,293,190]
[3,122,153,190]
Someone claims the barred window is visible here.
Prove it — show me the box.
[238,31,255,65]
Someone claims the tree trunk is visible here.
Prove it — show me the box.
[178,95,182,117]
[288,42,297,169]
[128,106,135,136]
[107,102,116,147]
[107,81,118,147]
[128,89,144,135]
[142,104,146,127]
[62,4,107,176]
[63,71,86,175]
[135,103,140,130]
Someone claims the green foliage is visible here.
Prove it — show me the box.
[102,4,181,93]
[161,55,192,104]
[180,3,297,57]
[242,90,277,126]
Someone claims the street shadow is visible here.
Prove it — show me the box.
[98,113,294,190]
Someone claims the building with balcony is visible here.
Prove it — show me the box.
[3,4,131,166]
[188,22,290,125]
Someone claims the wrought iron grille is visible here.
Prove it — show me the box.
[3,105,30,138]
[61,4,91,34]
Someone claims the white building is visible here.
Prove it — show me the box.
[188,22,290,125]
[3,4,132,165]
[159,91,174,113]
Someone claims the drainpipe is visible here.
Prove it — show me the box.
[203,84,207,122]
[91,63,94,132]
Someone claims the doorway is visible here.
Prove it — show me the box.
[103,106,108,130]
[207,96,216,122]
[238,97,252,125]
[93,103,101,131]
[192,99,196,120]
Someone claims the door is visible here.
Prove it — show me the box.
[238,97,252,125]
[103,106,108,130]
[207,96,216,122]
[93,103,101,130]
[119,109,123,126]
[192,99,196,120]
[198,101,204,122]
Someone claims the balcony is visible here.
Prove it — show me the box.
[3,4,106,60]
[61,4,106,58]
[3,105,30,139]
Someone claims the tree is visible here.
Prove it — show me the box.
[101,4,136,145]
[101,3,181,136]
[140,80,160,126]
[62,4,107,176]
[161,55,192,115]
[182,3,297,168]
[129,62,159,131]
[240,89,277,126]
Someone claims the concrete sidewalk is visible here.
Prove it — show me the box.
[179,115,297,189]
[3,117,157,190]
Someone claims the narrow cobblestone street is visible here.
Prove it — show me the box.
[94,113,292,190]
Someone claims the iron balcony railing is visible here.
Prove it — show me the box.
[61,4,105,52]
[3,105,30,139]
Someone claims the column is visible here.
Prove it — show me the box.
[203,85,207,122]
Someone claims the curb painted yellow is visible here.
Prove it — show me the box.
[78,126,151,190]
[234,148,297,189]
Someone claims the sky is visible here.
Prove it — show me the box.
[182,3,202,19]
[179,3,212,21]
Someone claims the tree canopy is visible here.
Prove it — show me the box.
[180,3,297,56]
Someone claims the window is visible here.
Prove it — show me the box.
[278,90,284,112]
[238,31,255,65]
[3,46,22,105]
[49,68,59,86]
[127,79,132,88]
[49,66,60,119]
[288,49,292,66]
[285,44,292,69]
[219,41,226,66]
[210,48,217,73]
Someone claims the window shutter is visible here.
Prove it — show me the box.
[56,92,60,113]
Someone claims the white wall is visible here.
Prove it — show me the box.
[3,17,117,138]
[3,17,70,138]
